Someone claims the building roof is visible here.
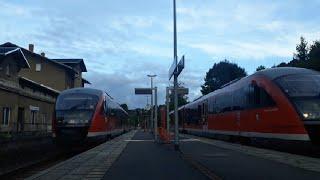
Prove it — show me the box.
[19,76,60,95]
[82,77,91,84]
[0,42,76,74]
[0,47,30,68]
[51,58,87,72]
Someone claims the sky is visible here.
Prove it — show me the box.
[1,0,320,109]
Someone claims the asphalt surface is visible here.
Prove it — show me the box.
[180,139,320,180]
[103,130,208,180]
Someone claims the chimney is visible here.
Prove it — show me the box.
[40,52,45,57]
[29,44,34,52]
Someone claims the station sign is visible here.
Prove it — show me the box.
[167,87,189,95]
[169,55,185,80]
[177,87,188,95]
[135,88,152,95]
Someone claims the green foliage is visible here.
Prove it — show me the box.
[169,89,188,111]
[120,104,128,111]
[256,65,266,71]
[201,60,247,95]
[275,37,320,71]
[294,36,309,61]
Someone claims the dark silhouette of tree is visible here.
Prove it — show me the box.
[120,104,128,111]
[256,65,266,71]
[201,60,247,95]
[277,62,287,67]
[294,36,309,62]
[169,88,188,111]
[308,40,320,71]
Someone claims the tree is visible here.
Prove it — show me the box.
[169,87,188,111]
[256,65,266,71]
[308,40,320,71]
[120,104,128,111]
[293,36,309,62]
[201,60,247,95]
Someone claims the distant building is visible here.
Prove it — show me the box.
[0,42,90,91]
[0,43,90,136]
[51,58,91,87]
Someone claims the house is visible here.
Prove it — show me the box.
[0,42,90,136]
[51,58,91,87]
[0,47,58,135]
[0,43,90,91]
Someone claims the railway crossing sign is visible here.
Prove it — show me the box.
[134,88,152,95]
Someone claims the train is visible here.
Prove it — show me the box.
[52,88,129,145]
[173,67,320,145]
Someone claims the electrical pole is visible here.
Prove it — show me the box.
[154,87,158,141]
[147,74,156,133]
[173,0,179,150]
[166,87,170,132]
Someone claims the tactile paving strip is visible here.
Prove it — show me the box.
[26,130,137,180]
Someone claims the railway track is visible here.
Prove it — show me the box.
[0,142,103,179]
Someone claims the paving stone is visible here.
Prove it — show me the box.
[26,130,136,180]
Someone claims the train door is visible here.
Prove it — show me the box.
[202,100,208,131]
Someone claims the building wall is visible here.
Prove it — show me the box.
[0,56,20,83]
[18,53,70,91]
[0,86,55,134]
[0,89,19,133]
[73,64,83,87]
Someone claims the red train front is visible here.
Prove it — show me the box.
[178,67,320,145]
[52,88,128,145]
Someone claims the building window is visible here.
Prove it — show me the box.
[5,64,10,76]
[31,110,37,125]
[2,107,10,126]
[36,64,41,72]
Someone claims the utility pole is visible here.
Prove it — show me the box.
[154,87,158,141]
[173,0,179,150]
[166,87,170,132]
[147,74,156,133]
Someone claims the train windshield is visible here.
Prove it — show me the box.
[275,74,320,97]
[55,93,100,124]
[276,74,320,120]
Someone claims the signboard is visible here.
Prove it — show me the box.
[169,55,185,80]
[168,87,189,95]
[29,105,39,111]
[135,88,152,95]
[177,87,188,95]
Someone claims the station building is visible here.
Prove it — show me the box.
[0,43,90,137]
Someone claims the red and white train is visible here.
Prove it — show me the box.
[175,67,320,145]
[52,88,129,145]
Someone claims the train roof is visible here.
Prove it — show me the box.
[60,88,104,97]
[184,67,320,108]
[254,67,320,80]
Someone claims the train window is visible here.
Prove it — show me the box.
[252,84,276,108]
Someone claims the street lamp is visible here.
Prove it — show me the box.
[147,74,156,132]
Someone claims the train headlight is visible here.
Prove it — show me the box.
[303,113,309,118]
[82,119,89,123]
[68,119,76,124]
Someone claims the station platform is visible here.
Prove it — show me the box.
[27,130,320,180]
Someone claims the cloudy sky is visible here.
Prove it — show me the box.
[1,0,320,109]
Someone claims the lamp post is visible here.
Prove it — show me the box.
[173,0,179,150]
[147,74,156,133]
